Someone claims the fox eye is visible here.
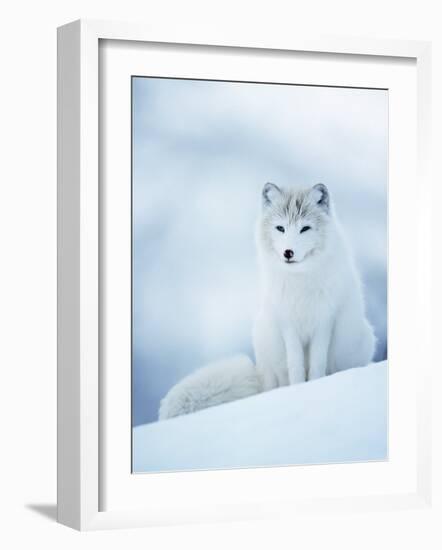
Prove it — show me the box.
[300,225,311,233]
[275,225,285,233]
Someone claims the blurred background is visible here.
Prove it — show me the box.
[132,77,388,426]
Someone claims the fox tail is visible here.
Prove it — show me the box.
[158,354,262,420]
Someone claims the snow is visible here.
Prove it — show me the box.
[133,361,388,473]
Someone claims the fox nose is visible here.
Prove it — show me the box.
[284,249,294,260]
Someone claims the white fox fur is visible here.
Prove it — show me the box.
[158,355,260,420]
[158,182,375,420]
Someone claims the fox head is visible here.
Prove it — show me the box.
[258,182,333,271]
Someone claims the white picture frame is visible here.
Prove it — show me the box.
[57,19,433,531]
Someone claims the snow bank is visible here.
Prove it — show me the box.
[133,361,387,473]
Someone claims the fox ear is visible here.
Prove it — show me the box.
[311,183,330,213]
[262,182,282,207]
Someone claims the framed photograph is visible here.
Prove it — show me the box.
[57,19,432,530]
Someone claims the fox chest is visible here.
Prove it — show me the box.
[268,280,339,342]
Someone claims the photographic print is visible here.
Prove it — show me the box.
[131,77,388,473]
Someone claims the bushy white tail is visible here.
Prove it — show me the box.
[158,355,262,420]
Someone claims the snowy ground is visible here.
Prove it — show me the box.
[133,361,387,473]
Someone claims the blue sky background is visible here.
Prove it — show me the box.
[132,77,388,426]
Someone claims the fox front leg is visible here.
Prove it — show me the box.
[308,322,332,381]
[283,330,305,385]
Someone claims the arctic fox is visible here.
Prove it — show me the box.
[158,182,375,420]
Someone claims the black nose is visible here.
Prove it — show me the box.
[284,249,294,260]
